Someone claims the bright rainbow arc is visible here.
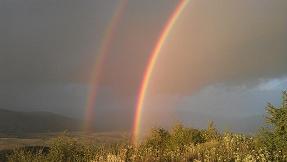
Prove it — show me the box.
[132,0,190,144]
[84,0,128,132]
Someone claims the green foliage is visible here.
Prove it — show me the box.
[136,123,206,161]
[144,128,170,150]
[170,123,205,147]
[257,91,287,155]
[47,135,85,161]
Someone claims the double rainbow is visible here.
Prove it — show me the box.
[83,0,190,144]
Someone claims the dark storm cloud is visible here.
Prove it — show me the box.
[0,0,119,83]
[0,0,177,87]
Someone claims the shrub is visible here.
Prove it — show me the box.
[257,91,287,157]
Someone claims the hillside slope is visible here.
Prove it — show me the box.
[0,109,83,136]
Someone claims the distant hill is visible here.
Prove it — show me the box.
[0,109,83,136]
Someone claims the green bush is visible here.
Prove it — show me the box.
[256,91,287,158]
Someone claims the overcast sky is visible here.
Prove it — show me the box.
[0,0,286,129]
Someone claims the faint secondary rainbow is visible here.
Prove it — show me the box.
[132,0,190,144]
[84,0,128,132]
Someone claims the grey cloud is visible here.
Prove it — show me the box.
[0,0,119,83]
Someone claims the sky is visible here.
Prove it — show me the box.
[0,0,287,130]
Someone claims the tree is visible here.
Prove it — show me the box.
[257,91,287,154]
[143,128,170,151]
[170,122,205,148]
